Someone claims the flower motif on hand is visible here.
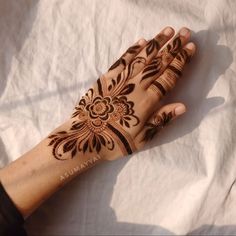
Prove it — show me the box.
[85,96,114,121]
[111,96,139,128]
[48,82,140,159]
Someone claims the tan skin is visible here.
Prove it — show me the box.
[0,26,196,218]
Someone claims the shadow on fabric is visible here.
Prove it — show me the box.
[25,159,236,235]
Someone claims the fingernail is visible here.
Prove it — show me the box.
[174,105,186,116]
[180,27,190,36]
[185,42,196,51]
[138,38,146,45]
[163,27,174,36]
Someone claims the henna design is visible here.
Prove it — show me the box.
[150,48,191,97]
[166,37,182,57]
[176,48,191,64]
[152,81,166,96]
[48,73,139,159]
[140,57,162,82]
[126,57,146,80]
[108,58,126,71]
[111,96,139,128]
[146,39,160,56]
[142,111,172,142]
[108,45,142,71]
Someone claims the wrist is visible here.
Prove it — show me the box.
[0,121,104,218]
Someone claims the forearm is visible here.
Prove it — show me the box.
[0,120,103,218]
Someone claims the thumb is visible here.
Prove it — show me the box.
[135,102,186,148]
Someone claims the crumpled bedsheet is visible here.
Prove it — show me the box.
[0,0,236,235]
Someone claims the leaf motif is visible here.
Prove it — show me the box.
[126,45,140,54]
[124,120,130,128]
[155,40,160,51]
[58,131,67,134]
[83,140,89,153]
[171,37,181,56]
[108,84,113,91]
[108,58,126,71]
[71,122,84,130]
[124,116,131,120]
[49,138,56,146]
[163,111,172,125]
[96,141,101,153]
[117,73,121,84]
[120,84,135,95]
[112,79,116,86]
[71,111,80,118]
[92,135,97,148]
[98,134,106,146]
[71,148,77,158]
[79,98,86,106]
[63,139,77,153]
[143,64,158,74]
[48,134,56,138]
[146,39,155,56]
[146,39,160,56]
[108,59,120,71]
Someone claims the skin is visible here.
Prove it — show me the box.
[0,26,196,218]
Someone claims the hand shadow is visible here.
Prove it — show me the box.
[25,160,236,235]
[25,29,234,235]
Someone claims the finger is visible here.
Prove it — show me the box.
[138,27,191,88]
[148,42,196,99]
[105,38,147,79]
[135,103,186,149]
[121,26,175,81]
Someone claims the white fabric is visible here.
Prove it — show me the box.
[0,0,236,235]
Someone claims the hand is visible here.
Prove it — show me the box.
[48,27,196,161]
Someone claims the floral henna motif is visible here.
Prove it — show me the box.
[142,111,173,142]
[111,96,139,128]
[48,76,139,159]
[85,96,114,120]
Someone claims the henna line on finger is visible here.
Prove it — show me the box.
[166,65,182,77]
[152,81,166,96]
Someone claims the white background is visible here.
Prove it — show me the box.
[0,0,236,235]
